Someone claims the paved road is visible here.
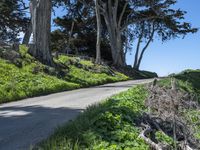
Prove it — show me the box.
[0,79,153,150]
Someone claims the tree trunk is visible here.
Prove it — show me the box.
[133,37,141,70]
[29,0,53,66]
[133,23,155,70]
[114,33,125,66]
[115,51,125,66]
[136,27,155,70]
[133,28,144,70]
[95,0,102,64]
[22,23,32,45]
[123,29,129,64]
[101,1,127,67]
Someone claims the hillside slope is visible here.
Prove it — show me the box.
[0,46,129,103]
[175,69,200,94]
[160,69,200,95]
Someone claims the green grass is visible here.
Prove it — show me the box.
[0,58,79,103]
[0,45,129,103]
[56,55,129,87]
[174,69,200,94]
[36,86,149,150]
[159,69,200,97]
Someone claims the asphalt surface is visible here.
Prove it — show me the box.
[0,79,153,150]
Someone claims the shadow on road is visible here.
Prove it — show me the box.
[0,105,83,150]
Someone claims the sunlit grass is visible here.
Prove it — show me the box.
[0,45,129,103]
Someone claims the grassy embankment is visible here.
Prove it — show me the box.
[36,69,200,149]
[0,45,129,104]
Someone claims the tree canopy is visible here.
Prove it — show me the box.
[0,0,29,42]
[0,0,198,68]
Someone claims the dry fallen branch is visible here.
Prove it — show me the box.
[139,79,200,149]
[139,123,169,150]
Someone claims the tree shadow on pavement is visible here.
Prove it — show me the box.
[0,105,84,150]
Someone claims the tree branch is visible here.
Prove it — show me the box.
[118,2,128,28]
[121,16,163,32]
[133,23,144,69]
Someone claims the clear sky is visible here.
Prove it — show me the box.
[24,0,200,76]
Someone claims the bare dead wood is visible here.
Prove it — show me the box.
[139,124,166,150]
[141,79,200,149]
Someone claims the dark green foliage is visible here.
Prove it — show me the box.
[51,29,113,61]
[51,0,113,61]
[0,0,29,42]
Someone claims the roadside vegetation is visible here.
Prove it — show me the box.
[36,86,150,150]
[159,69,200,97]
[0,45,129,104]
[36,69,200,150]
[175,69,200,94]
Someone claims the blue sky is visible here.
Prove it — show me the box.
[24,0,200,76]
[126,0,200,76]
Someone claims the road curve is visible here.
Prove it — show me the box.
[0,79,153,150]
